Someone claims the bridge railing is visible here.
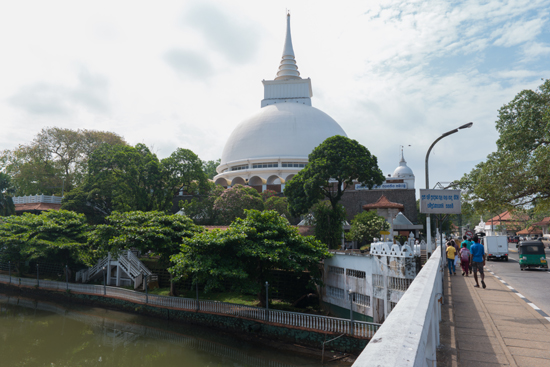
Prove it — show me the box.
[352,246,443,367]
[0,272,380,339]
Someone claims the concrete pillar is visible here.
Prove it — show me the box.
[262,184,266,192]
[106,253,111,286]
[116,264,121,287]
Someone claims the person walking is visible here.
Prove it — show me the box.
[461,235,473,274]
[470,235,486,288]
[459,243,470,276]
[446,241,457,275]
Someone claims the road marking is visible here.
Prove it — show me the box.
[486,270,549,323]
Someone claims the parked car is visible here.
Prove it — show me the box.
[509,236,520,244]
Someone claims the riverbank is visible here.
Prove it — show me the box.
[0,280,369,358]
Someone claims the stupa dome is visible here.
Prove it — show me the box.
[220,103,347,165]
[392,150,414,178]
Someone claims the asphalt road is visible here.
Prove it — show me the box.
[482,242,550,316]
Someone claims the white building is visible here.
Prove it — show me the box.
[213,14,347,192]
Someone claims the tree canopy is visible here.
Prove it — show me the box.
[169,210,331,304]
[347,211,390,245]
[0,172,15,216]
[0,127,126,196]
[0,210,88,272]
[62,144,207,222]
[87,211,203,266]
[285,135,384,216]
[458,79,550,212]
[202,159,221,179]
[212,184,265,224]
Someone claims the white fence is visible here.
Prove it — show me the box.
[0,273,380,339]
[352,246,443,367]
[12,194,63,204]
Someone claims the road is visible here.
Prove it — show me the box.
[482,242,550,316]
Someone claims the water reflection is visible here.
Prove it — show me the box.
[0,293,337,367]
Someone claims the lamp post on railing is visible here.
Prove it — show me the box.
[425,122,473,255]
[265,281,269,322]
[8,261,11,284]
[36,264,39,287]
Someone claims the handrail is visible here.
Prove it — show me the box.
[352,246,443,366]
[0,272,380,339]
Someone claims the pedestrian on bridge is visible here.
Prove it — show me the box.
[470,235,486,288]
[461,235,473,274]
[459,243,470,276]
[446,241,457,275]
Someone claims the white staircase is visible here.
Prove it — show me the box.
[76,250,156,289]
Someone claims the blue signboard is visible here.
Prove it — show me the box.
[419,189,461,214]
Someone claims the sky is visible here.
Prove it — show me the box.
[1,0,549,190]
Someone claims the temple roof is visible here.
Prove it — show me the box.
[14,203,62,212]
[362,195,404,210]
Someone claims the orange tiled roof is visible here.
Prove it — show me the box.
[533,217,550,226]
[14,203,62,212]
[486,211,528,225]
[517,226,543,235]
[362,195,404,210]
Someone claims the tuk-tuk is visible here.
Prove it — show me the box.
[518,241,548,270]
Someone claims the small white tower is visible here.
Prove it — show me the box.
[390,147,415,189]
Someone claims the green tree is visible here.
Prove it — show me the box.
[264,195,290,219]
[285,135,384,247]
[0,210,88,274]
[202,159,221,179]
[213,184,264,224]
[162,148,209,198]
[459,79,550,212]
[179,181,225,225]
[88,211,203,295]
[311,201,347,249]
[285,135,384,215]
[0,172,15,216]
[63,144,208,222]
[347,211,390,246]
[0,127,126,196]
[170,210,331,305]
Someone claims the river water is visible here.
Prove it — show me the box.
[0,293,350,367]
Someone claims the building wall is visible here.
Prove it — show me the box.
[339,189,418,223]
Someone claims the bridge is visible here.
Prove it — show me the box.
[352,244,550,366]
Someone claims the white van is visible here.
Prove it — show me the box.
[482,236,508,261]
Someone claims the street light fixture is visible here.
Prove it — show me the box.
[425,122,473,254]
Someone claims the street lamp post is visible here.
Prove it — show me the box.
[425,122,473,255]
[36,264,39,287]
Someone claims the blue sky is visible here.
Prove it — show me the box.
[0,0,549,190]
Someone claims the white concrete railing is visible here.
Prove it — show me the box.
[352,246,443,367]
[0,273,380,339]
[12,195,63,204]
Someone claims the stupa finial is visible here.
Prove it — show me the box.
[275,12,301,80]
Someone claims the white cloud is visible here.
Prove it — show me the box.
[0,0,549,192]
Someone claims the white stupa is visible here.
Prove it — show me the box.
[213,14,347,191]
[386,148,415,189]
